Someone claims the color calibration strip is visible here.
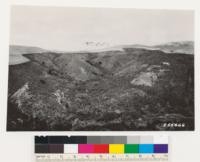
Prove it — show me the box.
[35,136,168,162]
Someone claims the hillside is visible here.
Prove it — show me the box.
[7,43,194,131]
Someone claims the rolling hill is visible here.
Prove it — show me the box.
[9,45,49,65]
[10,45,48,55]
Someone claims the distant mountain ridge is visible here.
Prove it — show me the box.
[153,41,194,54]
[110,41,194,54]
[9,45,49,65]
[9,45,48,55]
[9,41,194,55]
[81,41,193,54]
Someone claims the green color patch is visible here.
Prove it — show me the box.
[125,144,139,153]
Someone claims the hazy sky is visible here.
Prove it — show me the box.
[10,6,194,51]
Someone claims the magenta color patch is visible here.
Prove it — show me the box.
[78,144,94,153]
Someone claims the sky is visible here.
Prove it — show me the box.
[10,5,194,51]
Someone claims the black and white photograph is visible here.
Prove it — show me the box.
[7,6,194,131]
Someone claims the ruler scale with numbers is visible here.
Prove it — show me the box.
[35,136,169,162]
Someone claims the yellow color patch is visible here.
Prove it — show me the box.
[109,144,124,154]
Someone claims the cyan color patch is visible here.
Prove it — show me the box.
[139,144,154,153]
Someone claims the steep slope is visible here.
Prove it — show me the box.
[54,53,103,81]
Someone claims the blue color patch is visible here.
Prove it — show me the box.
[139,144,154,153]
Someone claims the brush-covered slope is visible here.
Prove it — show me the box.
[7,44,194,131]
